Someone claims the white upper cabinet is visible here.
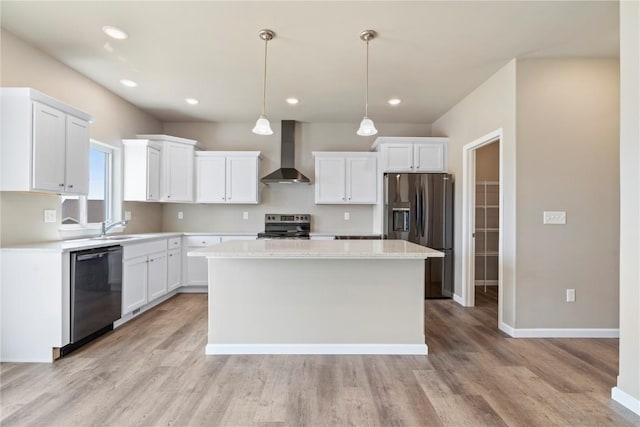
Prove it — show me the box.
[1,88,93,194]
[313,152,377,204]
[195,151,261,204]
[371,137,449,172]
[123,135,198,203]
[163,141,194,202]
[123,140,162,201]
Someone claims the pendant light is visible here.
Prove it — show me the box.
[252,29,275,135]
[357,30,378,136]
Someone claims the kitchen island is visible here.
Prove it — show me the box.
[189,239,443,355]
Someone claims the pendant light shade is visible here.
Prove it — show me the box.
[252,115,273,135]
[357,117,378,136]
[357,30,378,136]
[253,29,275,136]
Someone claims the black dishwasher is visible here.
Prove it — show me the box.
[64,245,122,356]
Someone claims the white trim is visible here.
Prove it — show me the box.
[499,322,515,336]
[178,286,208,294]
[205,343,428,355]
[611,387,640,416]
[453,294,465,305]
[461,129,503,321]
[475,280,499,287]
[499,324,619,338]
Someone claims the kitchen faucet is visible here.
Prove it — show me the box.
[101,219,128,237]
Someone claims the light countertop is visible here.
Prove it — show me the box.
[188,239,443,259]
[0,232,184,253]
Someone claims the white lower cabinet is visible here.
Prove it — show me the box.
[185,235,222,287]
[147,251,168,301]
[122,255,149,314]
[183,235,256,288]
[122,239,168,316]
[167,248,181,292]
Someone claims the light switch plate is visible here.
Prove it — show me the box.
[124,211,132,221]
[178,211,184,220]
[44,209,57,223]
[243,211,249,220]
[344,212,350,221]
[566,289,576,302]
[543,211,566,225]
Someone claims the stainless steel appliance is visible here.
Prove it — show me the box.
[385,173,454,298]
[257,214,311,239]
[63,245,123,355]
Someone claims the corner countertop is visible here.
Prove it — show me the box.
[188,239,443,260]
[0,232,184,253]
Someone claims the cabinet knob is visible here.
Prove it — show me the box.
[59,183,65,187]
[342,197,345,201]
[68,184,74,188]
[167,195,171,198]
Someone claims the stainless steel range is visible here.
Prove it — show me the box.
[257,214,311,239]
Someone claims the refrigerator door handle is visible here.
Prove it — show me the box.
[414,184,420,238]
[424,179,429,240]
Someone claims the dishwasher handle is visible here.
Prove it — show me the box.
[74,246,122,261]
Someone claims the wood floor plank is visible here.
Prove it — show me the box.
[1,291,638,427]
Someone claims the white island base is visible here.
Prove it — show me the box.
[190,240,443,355]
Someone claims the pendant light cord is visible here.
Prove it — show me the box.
[262,37,268,116]
[365,38,369,118]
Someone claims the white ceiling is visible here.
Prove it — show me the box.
[0,1,619,124]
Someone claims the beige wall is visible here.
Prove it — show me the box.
[0,29,163,245]
[475,141,500,182]
[515,58,620,329]
[432,60,518,326]
[162,122,431,233]
[617,0,640,405]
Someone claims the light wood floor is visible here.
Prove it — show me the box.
[1,290,638,426]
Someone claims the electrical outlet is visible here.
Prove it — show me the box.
[124,211,132,221]
[43,209,57,223]
[344,212,350,221]
[243,211,249,220]
[544,211,566,225]
[178,211,184,220]
[566,289,576,302]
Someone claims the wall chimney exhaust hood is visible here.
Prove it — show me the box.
[261,120,310,184]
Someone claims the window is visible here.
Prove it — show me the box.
[61,141,115,227]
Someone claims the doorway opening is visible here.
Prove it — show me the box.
[461,129,503,327]
[474,142,500,318]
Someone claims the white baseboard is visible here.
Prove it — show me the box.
[612,387,640,415]
[205,343,428,355]
[453,294,465,305]
[178,285,207,294]
[499,322,619,338]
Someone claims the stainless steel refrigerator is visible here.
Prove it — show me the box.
[384,173,454,299]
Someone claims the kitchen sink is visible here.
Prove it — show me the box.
[92,235,141,241]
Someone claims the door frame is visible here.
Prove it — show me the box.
[461,129,503,324]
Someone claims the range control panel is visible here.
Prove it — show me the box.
[265,214,311,224]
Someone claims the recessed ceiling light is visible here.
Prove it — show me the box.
[185,98,199,105]
[102,26,128,40]
[120,79,138,88]
[388,98,402,106]
[286,97,299,105]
